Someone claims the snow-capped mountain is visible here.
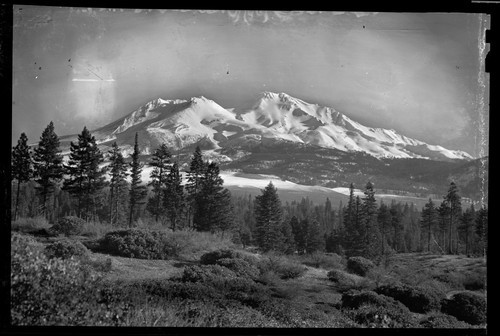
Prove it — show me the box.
[60,92,472,161]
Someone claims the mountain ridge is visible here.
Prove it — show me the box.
[58,91,472,162]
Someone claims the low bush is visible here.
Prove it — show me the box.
[463,273,487,291]
[419,312,472,328]
[180,264,237,283]
[346,256,375,276]
[44,239,90,260]
[200,249,244,265]
[375,282,446,313]
[258,253,307,280]
[98,228,172,259]
[341,290,407,311]
[11,216,51,234]
[327,269,374,293]
[11,233,127,326]
[347,303,416,328]
[141,279,223,303]
[328,269,353,284]
[79,220,114,238]
[441,292,486,325]
[50,216,86,236]
[341,290,415,328]
[215,258,260,280]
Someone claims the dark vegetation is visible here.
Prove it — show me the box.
[10,123,487,327]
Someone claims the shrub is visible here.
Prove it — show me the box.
[80,220,114,238]
[341,290,406,310]
[341,290,415,328]
[375,282,445,313]
[44,239,90,260]
[328,269,352,284]
[200,249,244,265]
[346,256,375,276]
[328,269,374,293]
[347,303,416,328]
[258,253,307,280]
[50,216,86,236]
[180,264,237,283]
[215,258,260,280]
[11,233,128,325]
[441,292,486,325]
[140,279,223,303]
[98,228,173,259]
[11,216,51,234]
[463,273,487,291]
[419,312,471,328]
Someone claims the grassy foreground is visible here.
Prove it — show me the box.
[10,218,487,328]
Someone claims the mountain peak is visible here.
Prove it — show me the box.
[80,92,473,161]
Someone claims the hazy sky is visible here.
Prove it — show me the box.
[12,7,489,157]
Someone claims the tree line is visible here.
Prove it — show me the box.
[233,181,487,258]
[11,122,232,232]
[12,121,487,258]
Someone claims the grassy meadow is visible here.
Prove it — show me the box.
[10,216,487,328]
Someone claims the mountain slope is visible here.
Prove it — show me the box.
[59,92,472,161]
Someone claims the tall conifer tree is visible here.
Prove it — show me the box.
[475,206,488,256]
[305,218,325,254]
[108,142,128,226]
[254,182,284,252]
[377,201,392,254]
[33,121,64,218]
[147,143,171,223]
[443,182,462,254]
[420,198,438,252]
[361,181,381,258]
[128,133,147,227]
[164,162,185,231]
[12,133,32,221]
[193,162,233,232]
[186,146,206,228]
[458,204,475,256]
[63,126,106,219]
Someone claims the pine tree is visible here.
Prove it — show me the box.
[186,146,206,228]
[343,183,362,256]
[420,198,438,252]
[164,162,185,231]
[254,182,284,252]
[192,161,233,233]
[63,126,107,219]
[147,143,171,223]
[443,182,462,254]
[475,206,488,256]
[108,142,129,226]
[458,204,475,256]
[12,133,32,221]
[437,201,449,254]
[389,201,405,252]
[280,219,296,254]
[290,215,306,254]
[305,218,325,254]
[361,181,381,259]
[377,201,392,254]
[33,121,64,218]
[128,133,147,227]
